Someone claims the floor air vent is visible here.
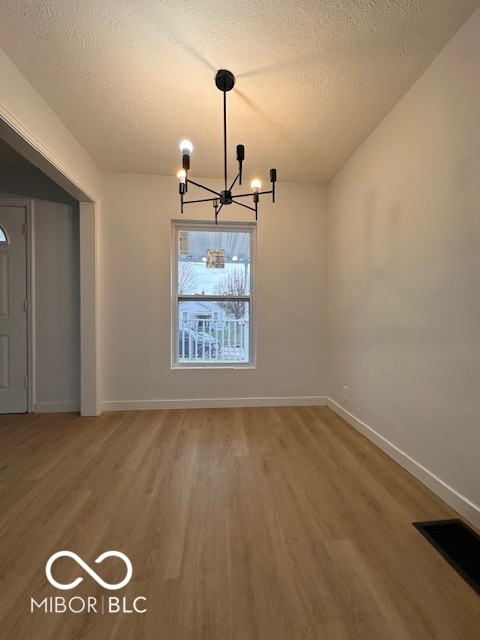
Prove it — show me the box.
[413,519,480,595]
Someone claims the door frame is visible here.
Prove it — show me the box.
[0,119,102,416]
[0,198,34,412]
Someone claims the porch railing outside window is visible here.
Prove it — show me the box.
[178,318,249,364]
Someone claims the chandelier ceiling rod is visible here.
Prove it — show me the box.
[177,69,277,224]
[223,84,228,192]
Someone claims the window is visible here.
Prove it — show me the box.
[0,226,7,243]
[172,221,256,367]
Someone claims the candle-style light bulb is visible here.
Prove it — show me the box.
[251,179,261,206]
[180,140,193,172]
[177,168,187,195]
[179,139,193,154]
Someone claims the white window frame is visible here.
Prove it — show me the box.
[171,220,257,369]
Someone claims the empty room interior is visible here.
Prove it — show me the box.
[0,2,479,639]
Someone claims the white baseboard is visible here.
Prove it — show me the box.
[34,402,80,413]
[327,398,480,529]
[103,396,327,411]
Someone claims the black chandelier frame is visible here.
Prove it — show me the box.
[178,69,277,223]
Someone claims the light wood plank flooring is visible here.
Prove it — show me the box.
[0,406,478,639]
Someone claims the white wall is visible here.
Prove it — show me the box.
[34,200,80,412]
[102,174,327,408]
[327,9,480,524]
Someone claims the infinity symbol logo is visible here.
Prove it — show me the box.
[46,551,133,591]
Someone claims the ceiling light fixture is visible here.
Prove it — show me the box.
[177,69,277,223]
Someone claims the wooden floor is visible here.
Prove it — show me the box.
[0,406,478,639]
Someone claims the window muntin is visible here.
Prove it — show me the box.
[172,221,255,367]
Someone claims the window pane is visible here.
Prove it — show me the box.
[173,222,255,368]
[0,227,7,243]
[178,229,250,295]
[178,300,250,364]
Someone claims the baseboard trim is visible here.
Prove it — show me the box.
[103,396,327,411]
[34,402,80,413]
[326,398,480,529]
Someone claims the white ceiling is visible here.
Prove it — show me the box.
[0,0,479,183]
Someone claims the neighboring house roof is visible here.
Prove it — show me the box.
[179,300,226,318]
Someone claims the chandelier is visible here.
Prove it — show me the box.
[177,69,277,223]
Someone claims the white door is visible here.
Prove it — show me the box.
[0,205,28,413]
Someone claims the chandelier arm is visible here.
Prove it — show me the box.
[228,172,241,192]
[186,179,222,197]
[231,189,274,199]
[231,199,256,213]
[182,196,219,205]
[215,202,224,224]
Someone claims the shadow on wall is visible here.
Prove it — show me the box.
[0,138,77,204]
[0,166,77,204]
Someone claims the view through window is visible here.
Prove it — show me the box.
[172,221,255,367]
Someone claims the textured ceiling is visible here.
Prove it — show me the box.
[0,0,479,183]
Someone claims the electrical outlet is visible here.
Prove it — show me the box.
[342,385,349,402]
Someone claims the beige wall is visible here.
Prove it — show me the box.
[102,174,327,408]
[327,9,480,524]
